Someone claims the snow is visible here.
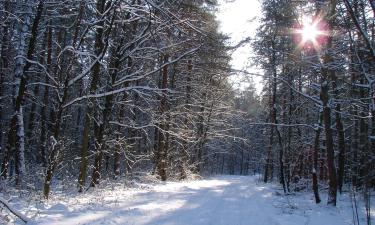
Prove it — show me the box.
[0,197,29,223]
[4,176,373,225]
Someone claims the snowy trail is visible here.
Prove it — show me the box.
[31,176,359,225]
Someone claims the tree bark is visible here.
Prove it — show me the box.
[43,1,85,199]
[0,0,11,146]
[78,0,107,192]
[320,81,337,206]
[312,112,322,204]
[180,59,193,180]
[156,54,169,181]
[90,9,117,187]
[1,0,44,182]
[317,0,338,206]
[330,67,346,194]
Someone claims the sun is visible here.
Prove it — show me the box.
[301,22,319,43]
[294,15,326,49]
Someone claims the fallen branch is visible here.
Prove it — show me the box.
[0,197,29,223]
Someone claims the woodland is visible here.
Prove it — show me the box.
[0,0,374,224]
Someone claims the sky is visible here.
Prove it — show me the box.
[216,0,263,94]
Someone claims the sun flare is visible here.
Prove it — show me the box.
[294,15,326,49]
[301,23,319,43]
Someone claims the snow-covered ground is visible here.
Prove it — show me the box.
[3,175,374,225]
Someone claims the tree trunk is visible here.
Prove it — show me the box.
[318,0,338,206]
[271,39,286,193]
[0,0,11,146]
[320,81,337,206]
[180,59,193,180]
[14,108,25,186]
[1,0,44,181]
[264,125,274,183]
[43,1,85,198]
[78,0,107,192]
[91,75,116,186]
[90,29,118,186]
[156,54,169,181]
[39,24,53,167]
[312,112,322,204]
[330,70,346,194]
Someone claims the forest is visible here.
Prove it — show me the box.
[0,0,374,224]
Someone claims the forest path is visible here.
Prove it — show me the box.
[33,176,354,225]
